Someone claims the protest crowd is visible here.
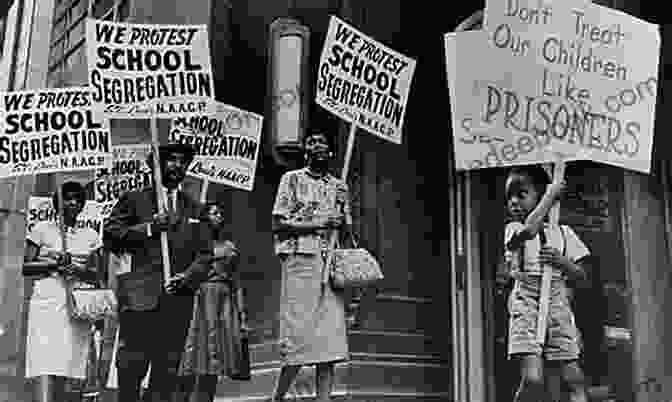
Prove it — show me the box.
[0,0,665,402]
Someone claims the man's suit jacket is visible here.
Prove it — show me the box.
[103,187,212,312]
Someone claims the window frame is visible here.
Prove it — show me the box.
[0,18,6,59]
[47,0,131,86]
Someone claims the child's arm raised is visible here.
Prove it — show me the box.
[506,180,566,251]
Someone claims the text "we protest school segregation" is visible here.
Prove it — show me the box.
[89,23,212,114]
[317,20,411,137]
[0,90,110,169]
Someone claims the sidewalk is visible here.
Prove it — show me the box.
[0,374,30,402]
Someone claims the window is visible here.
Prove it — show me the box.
[47,0,132,87]
[0,18,6,59]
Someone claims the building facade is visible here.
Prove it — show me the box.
[0,0,670,402]
[0,0,57,399]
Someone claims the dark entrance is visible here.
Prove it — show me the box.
[469,162,633,401]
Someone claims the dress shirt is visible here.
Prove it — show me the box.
[146,186,181,237]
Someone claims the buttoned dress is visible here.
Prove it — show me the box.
[272,168,350,365]
[25,221,101,379]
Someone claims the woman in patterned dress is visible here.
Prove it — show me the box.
[269,131,352,402]
[177,202,243,402]
[23,181,102,402]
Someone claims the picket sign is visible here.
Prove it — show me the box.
[536,160,566,344]
[322,121,358,286]
[107,327,151,389]
[200,179,210,203]
[57,177,67,265]
[149,119,172,285]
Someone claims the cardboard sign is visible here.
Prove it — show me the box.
[316,16,417,144]
[27,196,105,240]
[444,26,658,173]
[94,143,152,216]
[170,102,263,191]
[0,87,112,178]
[459,0,660,173]
[86,19,216,119]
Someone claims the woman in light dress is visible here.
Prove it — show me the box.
[270,131,352,402]
[23,181,102,402]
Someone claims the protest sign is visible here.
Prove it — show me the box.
[27,196,105,240]
[0,87,113,178]
[444,27,658,172]
[455,0,660,173]
[94,143,152,216]
[445,31,563,170]
[86,19,216,119]
[316,15,417,144]
[170,102,263,192]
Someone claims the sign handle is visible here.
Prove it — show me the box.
[322,121,358,286]
[149,118,172,286]
[57,175,67,255]
[536,160,566,344]
[341,121,357,180]
[200,179,210,204]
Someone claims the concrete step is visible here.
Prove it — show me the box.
[0,375,30,402]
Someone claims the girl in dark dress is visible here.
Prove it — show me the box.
[178,202,246,402]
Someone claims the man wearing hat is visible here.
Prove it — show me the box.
[103,141,212,402]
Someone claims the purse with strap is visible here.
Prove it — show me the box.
[328,232,384,290]
[69,286,118,323]
[213,238,251,381]
[61,232,118,323]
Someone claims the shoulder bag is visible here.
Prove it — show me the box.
[69,286,118,323]
[329,232,384,290]
[67,251,118,323]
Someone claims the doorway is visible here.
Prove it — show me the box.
[453,162,635,401]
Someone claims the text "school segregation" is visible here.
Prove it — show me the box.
[0,87,112,178]
[86,19,216,119]
[170,102,263,191]
[94,144,152,212]
[316,16,416,144]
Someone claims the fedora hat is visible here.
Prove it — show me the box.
[159,141,196,160]
[145,141,197,169]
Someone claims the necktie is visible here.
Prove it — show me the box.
[164,189,175,213]
[170,190,177,213]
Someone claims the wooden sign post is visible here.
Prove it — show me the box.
[536,160,565,344]
[149,119,172,286]
[200,179,210,204]
[322,121,358,285]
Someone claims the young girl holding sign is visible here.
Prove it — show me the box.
[503,166,590,402]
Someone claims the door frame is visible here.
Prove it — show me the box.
[449,12,491,402]
[449,171,490,402]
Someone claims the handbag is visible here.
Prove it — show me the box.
[68,287,118,323]
[329,232,383,290]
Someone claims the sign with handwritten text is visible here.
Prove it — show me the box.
[445,1,660,173]
[169,102,263,191]
[470,0,660,173]
[316,16,417,144]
